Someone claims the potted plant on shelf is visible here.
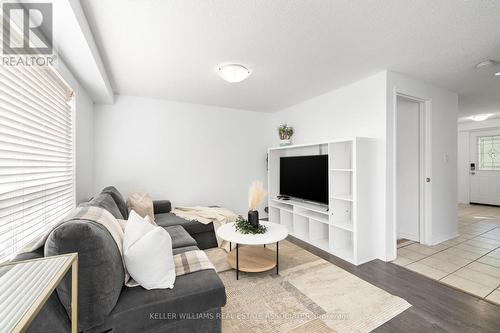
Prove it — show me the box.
[278,124,294,146]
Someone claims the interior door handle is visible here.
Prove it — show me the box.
[426,177,431,183]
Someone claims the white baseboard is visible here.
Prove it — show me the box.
[428,231,459,246]
[397,232,419,242]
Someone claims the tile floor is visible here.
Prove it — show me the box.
[393,204,500,306]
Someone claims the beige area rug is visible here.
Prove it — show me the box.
[205,241,411,333]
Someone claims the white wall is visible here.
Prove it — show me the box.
[93,95,272,214]
[271,72,388,145]
[386,72,458,255]
[56,60,95,204]
[74,89,94,203]
[459,118,500,132]
[271,72,388,260]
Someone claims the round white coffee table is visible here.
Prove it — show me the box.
[216,222,288,280]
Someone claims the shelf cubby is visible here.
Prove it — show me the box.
[310,221,329,251]
[330,199,353,231]
[279,210,294,233]
[330,225,354,262]
[330,170,352,198]
[269,206,281,226]
[293,215,309,240]
[329,141,352,170]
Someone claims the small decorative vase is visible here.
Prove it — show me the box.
[248,210,259,228]
[280,139,291,146]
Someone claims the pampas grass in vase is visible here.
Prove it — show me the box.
[248,181,268,227]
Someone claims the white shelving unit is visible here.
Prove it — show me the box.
[267,137,377,265]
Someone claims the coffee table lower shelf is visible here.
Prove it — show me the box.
[227,246,277,273]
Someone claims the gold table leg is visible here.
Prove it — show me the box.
[71,257,78,333]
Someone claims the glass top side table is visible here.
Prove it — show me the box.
[0,253,78,333]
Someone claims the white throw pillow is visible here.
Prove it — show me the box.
[123,210,176,289]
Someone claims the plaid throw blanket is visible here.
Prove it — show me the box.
[174,250,215,276]
[171,206,238,252]
[64,206,126,251]
[20,206,124,256]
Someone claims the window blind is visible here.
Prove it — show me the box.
[0,62,75,261]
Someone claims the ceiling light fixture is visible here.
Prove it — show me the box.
[495,72,500,77]
[217,64,251,83]
[475,60,497,69]
[470,114,492,122]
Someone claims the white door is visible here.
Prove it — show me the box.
[396,96,420,241]
[469,130,500,205]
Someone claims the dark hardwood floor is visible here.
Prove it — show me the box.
[287,236,500,333]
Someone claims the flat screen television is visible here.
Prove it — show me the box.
[279,155,328,204]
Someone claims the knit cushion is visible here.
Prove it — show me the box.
[127,191,155,221]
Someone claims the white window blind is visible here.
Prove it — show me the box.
[0,63,75,261]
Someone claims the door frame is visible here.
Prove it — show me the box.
[393,92,432,248]
[457,131,470,204]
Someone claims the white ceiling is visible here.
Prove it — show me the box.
[81,0,500,114]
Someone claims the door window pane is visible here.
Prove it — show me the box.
[479,136,500,170]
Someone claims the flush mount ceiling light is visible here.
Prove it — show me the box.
[217,64,251,83]
[475,60,497,69]
[474,60,500,77]
[470,114,492,122]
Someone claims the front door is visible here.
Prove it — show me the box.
[469,130,500,205]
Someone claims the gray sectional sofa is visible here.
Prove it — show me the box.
[16,186,226,333]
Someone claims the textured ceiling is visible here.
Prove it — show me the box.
[82,0,500,114]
